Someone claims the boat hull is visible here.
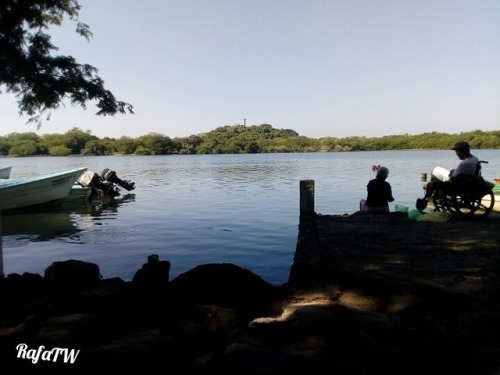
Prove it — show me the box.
[485,184,500,213]
[0,168,87,211]
[66,184,92,202]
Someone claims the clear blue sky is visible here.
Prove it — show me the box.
[1,0,499,139]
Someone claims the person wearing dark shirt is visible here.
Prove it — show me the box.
[359,166,395,213]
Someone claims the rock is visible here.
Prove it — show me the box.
[132,254,170,291]
[44,259,101,291]
[168,263,281,317]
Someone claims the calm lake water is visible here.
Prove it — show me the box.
[1,150,499,285]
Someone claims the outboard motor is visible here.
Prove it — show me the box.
[78,170,120,198]
[100,168,135,191]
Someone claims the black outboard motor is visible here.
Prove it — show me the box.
[100,168,135,191]
[87,172,120,197]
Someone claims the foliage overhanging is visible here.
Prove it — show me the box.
[0,0,133,128]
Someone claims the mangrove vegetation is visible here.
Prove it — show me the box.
[0,124,499,157]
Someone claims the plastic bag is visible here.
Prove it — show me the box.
[416,211,452,223]
[394,204,408,213]
[407,209,423,221]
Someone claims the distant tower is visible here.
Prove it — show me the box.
[244,118,246,126]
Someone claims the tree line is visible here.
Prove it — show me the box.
[2,3,498,157]
[0,124,499,157]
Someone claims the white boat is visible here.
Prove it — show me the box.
[483,183,500,213]
[0,166,11,179]
[0,167,87,211]
[66,183,92,202]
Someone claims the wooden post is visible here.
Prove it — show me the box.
[0,211,3,277]
[300,179,315,215]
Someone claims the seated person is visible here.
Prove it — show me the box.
[425,141,480,197]
[360,166,395,213]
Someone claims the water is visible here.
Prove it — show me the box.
[1,150,499,285]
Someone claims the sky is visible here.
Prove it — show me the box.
[1,0,499,139]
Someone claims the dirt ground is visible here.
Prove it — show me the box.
[285,211,500,373]
[291,213,500,286]
[290,211,500,286]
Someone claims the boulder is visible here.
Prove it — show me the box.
[132,254,170,291]
[168,263,281,317]
[44,259,101,291]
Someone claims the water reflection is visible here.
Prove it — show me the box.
[62,193,136,217]
[1,193,136,242]
[2,209,80,241]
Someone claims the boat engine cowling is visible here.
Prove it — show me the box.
[101,168,135,191]
[77,170,120,197]
[92,172,121,197]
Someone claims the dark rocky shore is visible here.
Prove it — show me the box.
[1,212,500,374]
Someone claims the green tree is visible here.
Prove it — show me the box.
[0,138,10,156]
[136,133,173,155]
[173,136,202,154]
[62,127,96,154]
[134,146,151,155]
[41,132,67,149]
[48,145,71,156]
[0,0,133,127]
[115,136,137,155]
[100,137,117,154]
[82,139,107,155]
[8,140,40,156]
[5,131,41,143]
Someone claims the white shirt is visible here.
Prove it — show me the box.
[452,155,480,177]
